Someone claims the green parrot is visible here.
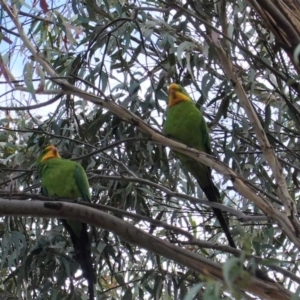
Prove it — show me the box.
[37,145,95,299]
[163,83,235,248]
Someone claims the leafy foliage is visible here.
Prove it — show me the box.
[0,0,299,299]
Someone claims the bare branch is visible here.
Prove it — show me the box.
[206,36,300,236]
[90,173,268,221]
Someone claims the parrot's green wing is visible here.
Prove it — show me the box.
[73,164,91,202]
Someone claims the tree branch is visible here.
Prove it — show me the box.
[0,198,292,300]
[90,174,268,221]
[206,35,300,237]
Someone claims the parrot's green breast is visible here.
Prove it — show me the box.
[163,100,210,153]
[163,100,213,187]
[38,158,90,202]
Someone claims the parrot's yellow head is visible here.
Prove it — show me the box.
[168,83,192,107]
[38,145,61,163]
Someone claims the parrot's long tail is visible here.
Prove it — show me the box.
[201,181,236,249]
[62,221,96,300]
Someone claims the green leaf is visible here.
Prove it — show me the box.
[23,62,36,102]
[183,283,203,300]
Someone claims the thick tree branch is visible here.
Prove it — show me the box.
[0,191,265,253]
[0,198,293,300]
[0,192,296,285]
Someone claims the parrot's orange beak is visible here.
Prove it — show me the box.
[168,84,177,98]
[168,85,179,107]
[41,145,61,161]
[52,146,60,157]
[168,87,176,97]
